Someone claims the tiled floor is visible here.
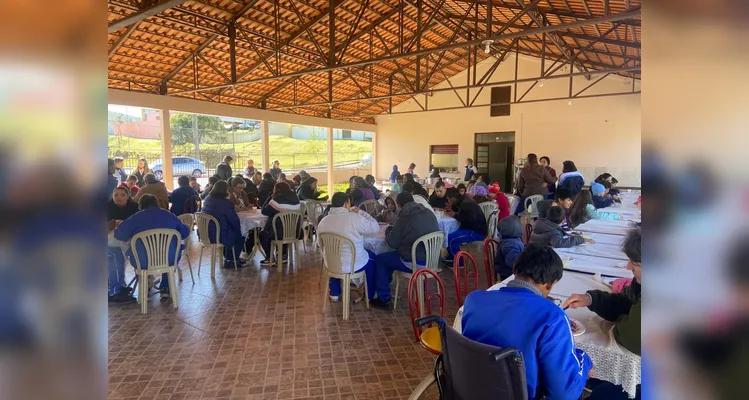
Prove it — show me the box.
[108,232,487,400]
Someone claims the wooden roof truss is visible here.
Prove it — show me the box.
[108,0,641,123]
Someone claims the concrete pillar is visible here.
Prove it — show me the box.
[159,109,174,190]
[261,120,269,173]
[327,127,334,192]
[371,130,378,182]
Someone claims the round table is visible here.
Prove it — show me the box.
[238,209,267,236]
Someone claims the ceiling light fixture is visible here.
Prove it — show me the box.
[481,39,494,54]
[568,100,573,106]
[539,79,545,88]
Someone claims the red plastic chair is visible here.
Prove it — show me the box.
[484,238,499,287]
[408,268,445,354]
[183,195,201,214]
[453,251,479,308]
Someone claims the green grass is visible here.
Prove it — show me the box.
[318,183,351,195]
[108,135,372,170]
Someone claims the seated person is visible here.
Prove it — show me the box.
[456,183,467,197]
[568,190,621,228]
[495,216,524,282]
[555,188,574,230]
[201,181,247,269]
[444,188,487,261]
[370,193,440,309]
[377,196,398,224]
[114,194,191,298]
[318,192,380,302]
[119,175,140,197]
[487,182,510,221]
[428,180,448,209]
[134,173,170,209]
[350,177,375,206]
[258,182,302,265]
[535,200,556,219]
[590,181,615,209]
[278,173,296,191]
[257,173,276,206]
[564,228,641,356]
[365,174,382,200]
[462,244,593,400]
[169,175,199,215]
[108,187,140,303]
[200,175,219,200]
[297,176,328,202]
[189,176,201,193]
[530,206,592,248]
[228,176,252,211]
[608,177,621,196]
[402,182,433,212]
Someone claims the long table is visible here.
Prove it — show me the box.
[453,272,641,398]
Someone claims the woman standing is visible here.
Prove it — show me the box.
[515,153,556,214]
[540,156,557,199]
[133,158,151,187]
[389,165,400,183]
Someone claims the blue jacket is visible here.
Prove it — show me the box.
[169,186,199,215]
[107,175,118,201]
[592,195,614,209]
[201,194,242,246]
[462,288,592,400]
[495,236,524,279]
[114,207,189,269]
[557,173,584,197]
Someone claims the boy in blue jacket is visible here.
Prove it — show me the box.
[495,216,524,281]
[590,181,615,209]
[462,244,593,399]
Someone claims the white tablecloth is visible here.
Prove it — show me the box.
[238,209,267,236]
[556,251,633,278]
[453,272,641,398]
[575,219,636,236]
[555,241,629,261]
[579,232,626,246]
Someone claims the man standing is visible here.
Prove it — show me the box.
[216,155,233,181]
[107,158,118,200]
[113,157,128,184]
[464,158,478,181]
[318,192,380,302]
[269,160,282,181]
[370,192,440,309]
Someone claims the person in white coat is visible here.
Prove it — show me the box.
[318,192,381,302]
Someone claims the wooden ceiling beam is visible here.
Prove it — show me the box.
[108,0,189,33]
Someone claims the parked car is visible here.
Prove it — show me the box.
[151,156,206,180]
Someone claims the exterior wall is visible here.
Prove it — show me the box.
[375,55,642,187]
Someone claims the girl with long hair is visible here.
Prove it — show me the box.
[133,158,151,187]
[567,189,621,228]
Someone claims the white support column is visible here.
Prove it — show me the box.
[371,130,377,181]
[261,120,269,173]
[160,109,174,190]
[327,127,334,191]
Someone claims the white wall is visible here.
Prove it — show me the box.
[375,55,642,187]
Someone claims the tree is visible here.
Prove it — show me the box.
[169,112,224,146]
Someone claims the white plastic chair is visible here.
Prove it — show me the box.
[319,233,370,320]
[270,211,304,272]
[523,194,545,218]
[302,200,325,245]
[195,212,237,279]
[130,228,181,314]
[177,213,195,284]
[507,195,517,215]
[393,231,445,310]
[479,201,499,221]
[360,199,379,217]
